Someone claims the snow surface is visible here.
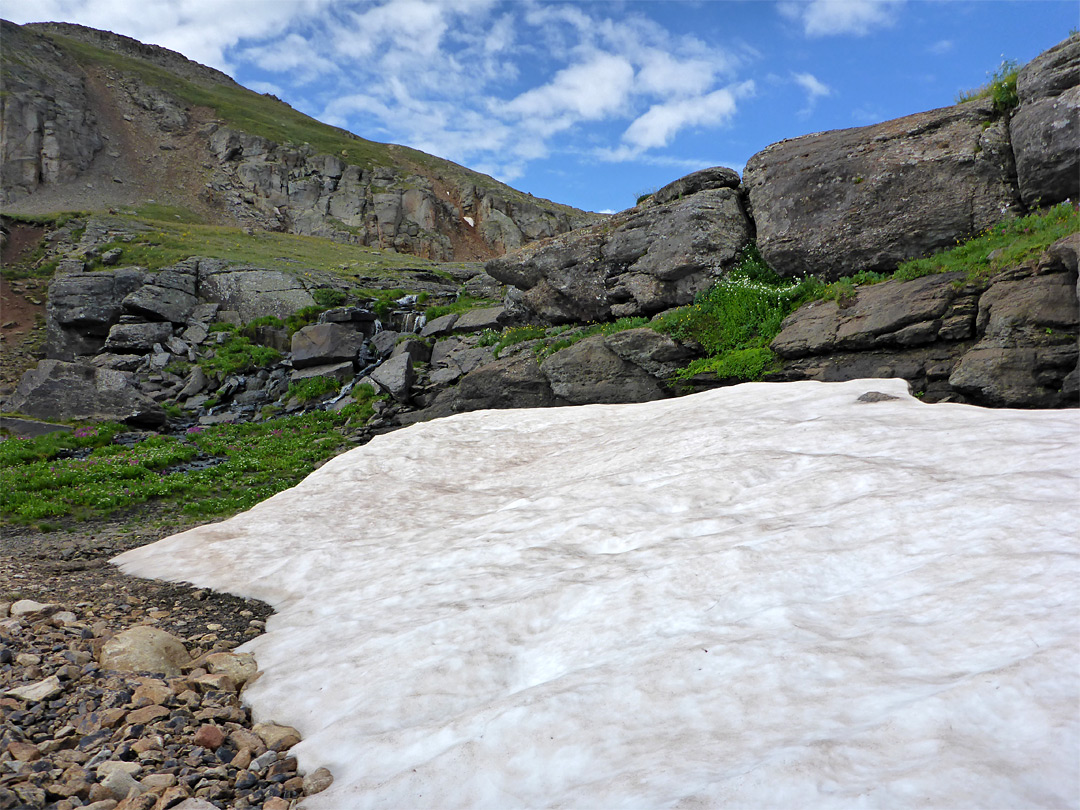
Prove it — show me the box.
[115,379,1080,809]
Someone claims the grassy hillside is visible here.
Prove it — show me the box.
[38,27,585,217]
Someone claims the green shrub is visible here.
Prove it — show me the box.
[492,325,547,357]
[957,59,1020,115]
[651,244,819,383]
[284,306,325,335]
[424,295,494,321]
[312,288,348,308]
[287,376,341,402]
[200,334,282,376]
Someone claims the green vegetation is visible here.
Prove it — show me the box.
[957,59,1020,115]
[199,325,282,376]
[312,288,348,308]
[535,317,649,360]
[424,295,495,321]
[895,201,1078,281]
[130,203,207,224]
[652,245,821,383]
[287,376,341,402]
[491,326,547,357]
[348,383,387,422]
[91,216,443,275]
[0,412,371,524]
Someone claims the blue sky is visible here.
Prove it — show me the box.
[6,1,1077,213]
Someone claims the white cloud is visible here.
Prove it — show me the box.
[793,71,831,116]
[928,39,954,55]
[241,33,337,84]
[5,0,338,71]
[505,53,636,121]
[610,80,755,159]
[779,0,904,37]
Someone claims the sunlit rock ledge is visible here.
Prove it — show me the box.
[115,379,1080,809]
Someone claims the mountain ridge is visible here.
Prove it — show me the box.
[1,20,601,261]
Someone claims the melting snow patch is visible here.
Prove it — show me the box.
[464,216,475,227]
[115,379,1080,809]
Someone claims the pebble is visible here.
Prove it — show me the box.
[0,601,321,810]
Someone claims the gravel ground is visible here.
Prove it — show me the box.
[1,514,332,810]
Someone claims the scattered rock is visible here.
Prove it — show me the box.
[99,626,191,677]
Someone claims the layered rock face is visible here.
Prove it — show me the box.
[742,99,1019,281]
[1010,33,1080,207]
[0,22,103,203]
[770,235,1079,408]
[205,126,596,261]
[487,168,751,323]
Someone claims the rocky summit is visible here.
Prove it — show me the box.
[1,22,1078,810]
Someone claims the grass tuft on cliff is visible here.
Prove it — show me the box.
[895,201,1078,281]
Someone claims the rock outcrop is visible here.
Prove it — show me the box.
[1010,33,1080,207]
[743,98,1019,281]
[1,21,601,262]
[5,359,167,426]
[0,21,103,204]
[770,235,1079,407]
[487,168,751,323]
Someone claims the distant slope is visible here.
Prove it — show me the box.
[1,21,602,261]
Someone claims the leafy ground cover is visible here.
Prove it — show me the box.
[0,411,373,526]
[93,215,447,276]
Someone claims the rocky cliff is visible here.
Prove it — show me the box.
[0,21,600,261]
[3,33,1077,434]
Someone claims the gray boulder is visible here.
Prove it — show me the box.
[369,353,414,402]
[103,321,174,353]
[122,263,199,323]
[744,99,1019,280]
[198,263,315,321]
[449,353,565,413]
[540,335,667,405]
[46,267,146,359]
[453,306,505,333]
[771,272,979,358]
[487,168,750,323]
[289,361,355,385]
[1010,34,1080,207]
[291,323,364,369]
[5,360,166,427]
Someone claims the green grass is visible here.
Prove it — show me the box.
[895,201,1078,282]
[199,326,283,376]
[129,203,208,224]
[424,295,496,321]
[491,326,548,358]
[650,245,821,383]
[91,215,446,275]
[536,317,649,360]
[0,411,373,524]
[956,59,1020,115]
[287,376,341,403]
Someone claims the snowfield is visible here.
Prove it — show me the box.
[115,379,1080,809]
